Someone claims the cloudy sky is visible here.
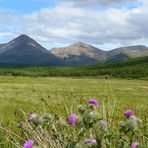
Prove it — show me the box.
[0,0,148,50]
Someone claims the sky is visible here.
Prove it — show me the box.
[0,0,148,50]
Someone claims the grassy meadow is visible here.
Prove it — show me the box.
[0,76,148,147]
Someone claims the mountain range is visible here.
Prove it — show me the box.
[0,34,148,66]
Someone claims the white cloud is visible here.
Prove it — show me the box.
[0,0,148,50]
[46,0,138,6]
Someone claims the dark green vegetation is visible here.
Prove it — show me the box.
[0,56,148,78]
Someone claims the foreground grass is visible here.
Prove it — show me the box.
[0,76,148,147]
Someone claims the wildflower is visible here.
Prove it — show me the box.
[131,141,139,148]
[99,120,108,131]
[18,121,24,128]
[84,139,96,144]
[28,113,37,121]
[99,120,107,126]
[23,139,34,148]
[88,98,99,108]
[68,113,77,126]
[124,109,134,117]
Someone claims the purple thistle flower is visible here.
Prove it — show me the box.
[68,113,77,126]
[23,140,34,148]
[131,141,139,148]
[28,113,37,121]
[124,109,134,117]
[88,98,99,107]
[84,139,96,144]
[18,121,24,128]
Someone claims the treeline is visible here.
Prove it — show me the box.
[0,56,148,79]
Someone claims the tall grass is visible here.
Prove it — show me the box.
[0,77,148,147]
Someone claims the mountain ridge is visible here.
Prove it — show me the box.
[0,34,148,66]
[51,42,148,65]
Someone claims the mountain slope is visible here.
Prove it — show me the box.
[0,34,62,65]
[108,45,148,58]
[0,44,6,48]
[51,42,107,65]
[106,53,130,62]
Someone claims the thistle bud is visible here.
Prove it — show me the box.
[66,142,86,148]
[84,111,95,124]
[43,113,54,122]
[130,115,142,124]
[78,105,86,114]
[93,112,102,121]
[32,116,44,126]
[75,141,86,148]
[57,118,68,129]
[126,119,138,131]
[99,120,108,132]
[76,115,84,128]
[89,104,96,110]
[119,121,126,127]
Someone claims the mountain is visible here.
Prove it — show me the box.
[51,42,107,65]
[106,53,130,62]
[0,44,5,48]
[0,35,148,66]
[51,43,148,65]
[108,45,148,58]
[0,34,62,65]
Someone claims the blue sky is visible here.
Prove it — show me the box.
[0,0,148,50]
[0,0,55,14]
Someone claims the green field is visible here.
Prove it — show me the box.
[0,76,148,147]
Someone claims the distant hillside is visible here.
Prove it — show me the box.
[0,35,63,65]
[106,53,130,62]
[0,56,147,79]
[108,45,148,58]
